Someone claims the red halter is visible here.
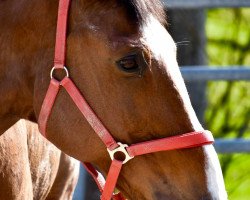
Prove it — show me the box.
[38,1,214,199]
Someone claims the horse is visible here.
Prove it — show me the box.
[0,0,227,199]
[0,119,80,200]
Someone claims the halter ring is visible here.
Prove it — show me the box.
[107,142,134,164]
[50,66,69,79]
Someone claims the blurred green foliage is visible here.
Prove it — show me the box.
[206,8,250,199]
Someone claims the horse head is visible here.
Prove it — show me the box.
[0,0,227,199]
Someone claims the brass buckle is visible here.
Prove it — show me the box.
[107,142,134,164]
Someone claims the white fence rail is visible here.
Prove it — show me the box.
[162,0,250,8]
[181,67,250,81]
[215,139,250,153]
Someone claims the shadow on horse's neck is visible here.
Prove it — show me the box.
[0,0,61,134]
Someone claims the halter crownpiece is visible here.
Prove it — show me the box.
[38,0,214,199]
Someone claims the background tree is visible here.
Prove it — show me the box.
[206,8,250,199]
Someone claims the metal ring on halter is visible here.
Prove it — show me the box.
[107,142,134,164]
[50,66,69,79]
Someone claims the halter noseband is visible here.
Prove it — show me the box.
[38,1,214,199]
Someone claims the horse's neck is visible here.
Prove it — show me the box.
[0,0,59,134]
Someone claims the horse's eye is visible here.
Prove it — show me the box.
[116,54,140,73]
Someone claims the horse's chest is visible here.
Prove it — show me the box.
[0,120,61,200]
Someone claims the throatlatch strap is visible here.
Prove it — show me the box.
[38,79,60,137]
[83,162,106,192]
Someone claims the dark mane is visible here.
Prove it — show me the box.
[118,0,166,25]
[82,0,166,26]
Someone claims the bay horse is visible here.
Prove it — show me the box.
[0,120,79,200]
[0,0,227,199]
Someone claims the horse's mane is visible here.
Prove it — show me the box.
[118,0,166,25]
[84,0,166,25]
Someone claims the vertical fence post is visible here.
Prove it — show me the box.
[167,9,207,124]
